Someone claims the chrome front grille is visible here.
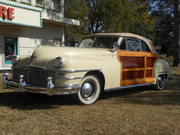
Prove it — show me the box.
[13,67,55,87]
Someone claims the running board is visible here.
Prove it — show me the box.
[104,83,154,92]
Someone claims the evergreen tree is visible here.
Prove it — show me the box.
[149,0,180,66]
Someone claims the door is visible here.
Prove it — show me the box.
[4,37,18,65]
[118,38,158,87]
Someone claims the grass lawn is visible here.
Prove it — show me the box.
[0,67,180,135]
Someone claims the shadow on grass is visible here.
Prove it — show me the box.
[0,74,179,110]
[0,92,78,110]
[102,74,180,106]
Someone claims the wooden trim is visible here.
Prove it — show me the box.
[118,50,158,86]
[118,50,160,57]
[146,67,153,70]
[122,71,144,80]
[123,68,144,72]
[120,56,144,68]
[144,56,147,78]
[121,78,155,86]
[146,69,153,77]
[122,67,153,72]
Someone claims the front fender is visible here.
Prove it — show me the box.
[54,53,120,89]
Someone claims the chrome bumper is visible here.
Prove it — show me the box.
[3,73,80,96]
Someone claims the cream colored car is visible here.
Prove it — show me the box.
[3,33,172,105]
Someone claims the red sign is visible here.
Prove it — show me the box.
[0,6,15,20]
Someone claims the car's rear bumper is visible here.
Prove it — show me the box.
[3,73,80,95]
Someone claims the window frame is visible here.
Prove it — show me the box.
[93,36,119,49]
[119,38,127,50]
[36,0,45,7]
[79,36,119,49]
[21,0,31,4]
[119,37,151,53]
[140,40,151,52]
[79,36,96,48]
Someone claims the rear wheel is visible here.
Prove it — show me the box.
[154,75,166,90]
[77,75,101,105]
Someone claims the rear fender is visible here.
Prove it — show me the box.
[153,58,170,81]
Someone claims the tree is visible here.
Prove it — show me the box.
[173,0,180,66]
[148,0,180,66]
[87,0,154,37]
[65,0,90,43]
[65,0,155,40]
[149,0,173,55]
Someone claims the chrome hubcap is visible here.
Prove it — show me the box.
[81,82,94,98]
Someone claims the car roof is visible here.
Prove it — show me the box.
[85,33,157,53]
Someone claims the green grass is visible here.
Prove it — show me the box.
[0,68,180,135]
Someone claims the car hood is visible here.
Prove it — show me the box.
[30,46,114,69]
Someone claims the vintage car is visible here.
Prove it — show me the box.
[3,33,173,105]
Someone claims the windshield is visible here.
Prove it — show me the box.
[79,37,95,48]
[79,36,118,48]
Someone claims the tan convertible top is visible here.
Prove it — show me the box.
[86,33,157,53]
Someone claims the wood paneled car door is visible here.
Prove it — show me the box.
[118,37,158,87]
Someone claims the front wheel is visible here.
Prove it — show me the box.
[77,75,101,105]
[154,75,166,90]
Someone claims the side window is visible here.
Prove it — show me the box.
[141,41,151,52]
[126,38,141,51]
[120,39,126,50]
[93,36,118,48]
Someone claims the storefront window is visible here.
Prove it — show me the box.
[21,0,31,4]
[53,0,61,11]
[45,0,61,11]
[36,0,45,6]
[4,37,18,64]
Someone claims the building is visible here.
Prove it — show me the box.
[0,0,79,70]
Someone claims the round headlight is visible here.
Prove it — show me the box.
[12,57,19,66]
[54,57,64,69]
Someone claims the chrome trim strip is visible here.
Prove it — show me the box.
[159,71,170,74]
[56,76,82,80]
[3,72,80,96]
[56,84,80,88]
[105,83,154,92]
[58,69,102,73]
[13,68,101,73]
[54,90,78,96]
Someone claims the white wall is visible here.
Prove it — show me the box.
[19,23,64,55]
[0,23,64,69]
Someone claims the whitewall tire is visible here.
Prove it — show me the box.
[154,75,166,90]
[77,75,101,105]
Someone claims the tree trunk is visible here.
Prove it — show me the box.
[173,0,180,66]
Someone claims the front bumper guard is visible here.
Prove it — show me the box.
[3,73,80,96]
